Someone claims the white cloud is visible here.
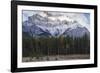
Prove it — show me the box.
[23,11,90,30]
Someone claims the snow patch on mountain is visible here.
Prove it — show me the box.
[22,11,90,37]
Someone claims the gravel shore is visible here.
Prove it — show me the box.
[22,54,90,62]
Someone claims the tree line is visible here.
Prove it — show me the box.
[22,33,90,57]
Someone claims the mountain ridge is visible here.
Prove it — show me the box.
[22,13,90,37]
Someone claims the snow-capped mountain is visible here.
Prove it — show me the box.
[23,21,51,37]
[63,27,90,37]
[22,12,90,37]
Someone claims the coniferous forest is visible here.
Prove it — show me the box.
[22,33,90,62]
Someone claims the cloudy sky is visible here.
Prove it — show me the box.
[22,10,90,30]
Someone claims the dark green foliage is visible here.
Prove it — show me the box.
[22,33,90,57]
